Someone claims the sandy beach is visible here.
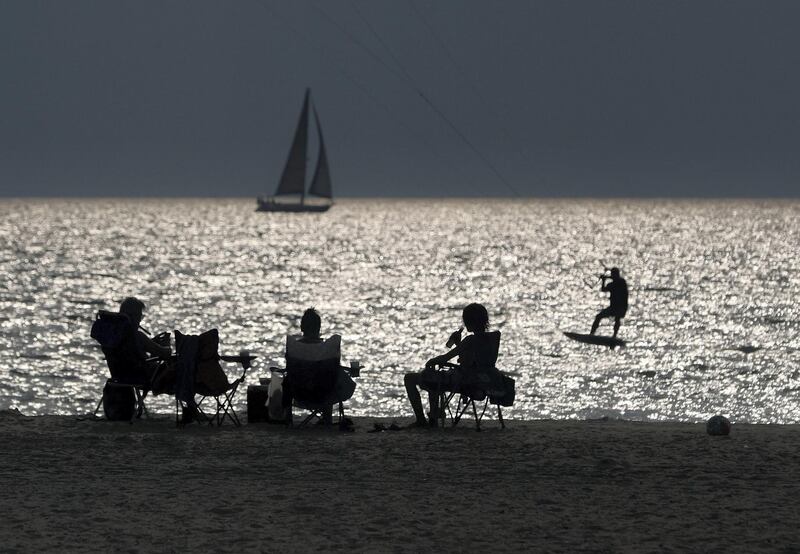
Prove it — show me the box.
[0,411,798,552]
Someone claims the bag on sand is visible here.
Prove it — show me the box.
[102,381,135,421]
[489,375,515,407]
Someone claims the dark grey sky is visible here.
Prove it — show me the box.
[1,0,799,197]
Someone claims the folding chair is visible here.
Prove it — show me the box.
[292,397,348,428]
[277,334,357,429]
[436,374,515,431]
[194,355,252,427]
[90,310,159,422]
[173,329,254,427]
[276,364,357,429]
[425,331,514,431]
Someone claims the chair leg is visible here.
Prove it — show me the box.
[93,396,103,418]
[134,388,148,419]
[228,389,242,426]
[478,398,489,422]
[300,412,317,427]
[213,398,222,426]
[472,400,481,431]
[194,401,210,423]
[229,407,241,427]
[452,395,468,427]
[139,389,149,418]
[497,405,505,429]
[216,385,242,427]
[128,386,137,424]
[219,398,226,426]
[218,390,241,427]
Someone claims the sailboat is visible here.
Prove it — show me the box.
[256,89,333,212]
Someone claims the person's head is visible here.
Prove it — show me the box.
[119,296,145,326]
[610,267,621,279]
[462,303,489,333]
[300,308,321,339]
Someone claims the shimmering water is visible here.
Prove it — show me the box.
[1,198,800,423]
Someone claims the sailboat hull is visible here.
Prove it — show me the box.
[256,199,332,213]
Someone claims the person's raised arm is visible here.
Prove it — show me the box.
[138,331,171,359]
[425,341,468,369]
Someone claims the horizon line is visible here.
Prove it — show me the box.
[2,195,800,201]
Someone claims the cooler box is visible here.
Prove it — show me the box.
[247,385,269,423]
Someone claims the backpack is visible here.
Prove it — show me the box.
[102,381,135,421]
[489,374,516,407]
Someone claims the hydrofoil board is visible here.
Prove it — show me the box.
[563,331,625,349]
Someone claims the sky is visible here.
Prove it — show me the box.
[1,0,799,197]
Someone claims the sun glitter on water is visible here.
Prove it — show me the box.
[1,198,800,423]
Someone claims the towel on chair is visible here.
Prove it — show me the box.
[175,332,198,403]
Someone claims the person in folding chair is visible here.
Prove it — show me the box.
[281,308,356,429]
[119,297,172,373]
[404,303,504,428]
[91,296,172,420]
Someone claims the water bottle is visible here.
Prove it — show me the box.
[446,327,464,348]
[268,370,284,421]
[239,349,251,369]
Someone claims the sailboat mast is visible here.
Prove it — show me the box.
[309,105,333,202]
[301,90,310,206]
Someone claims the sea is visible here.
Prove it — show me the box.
[1,198,799,423]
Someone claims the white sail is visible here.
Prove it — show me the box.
[308,106,333,199]
[274,89,310,197]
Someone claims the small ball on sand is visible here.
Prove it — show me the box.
[707,415,731,436]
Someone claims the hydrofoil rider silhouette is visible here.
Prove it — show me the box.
[590,267,628,338]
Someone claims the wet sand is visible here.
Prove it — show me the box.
[0,411,797,552]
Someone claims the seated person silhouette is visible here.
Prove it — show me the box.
[590,267,628,338]
[404,303,501,427]
[283,308,355,425]
[118,296,171,383]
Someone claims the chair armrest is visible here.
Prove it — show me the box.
[343,364,361,377]
[220,354,258,369]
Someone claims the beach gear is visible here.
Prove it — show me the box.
[281,365,356,427]
[563,332,626,349]
[279,334,358,427]
[91,310,130,350]
[706,415,731,436]
[174,329,251,427]
[267,370,284,421]
[421,331,513,430]
[91,310,153,421]
[101,380,136,421]
[246,384,271,423]
[92,311,148,382]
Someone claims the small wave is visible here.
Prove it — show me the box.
[762,317,788,325]
[641,286,678,292]
[733,345,762,354]
[19,353,52,360]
